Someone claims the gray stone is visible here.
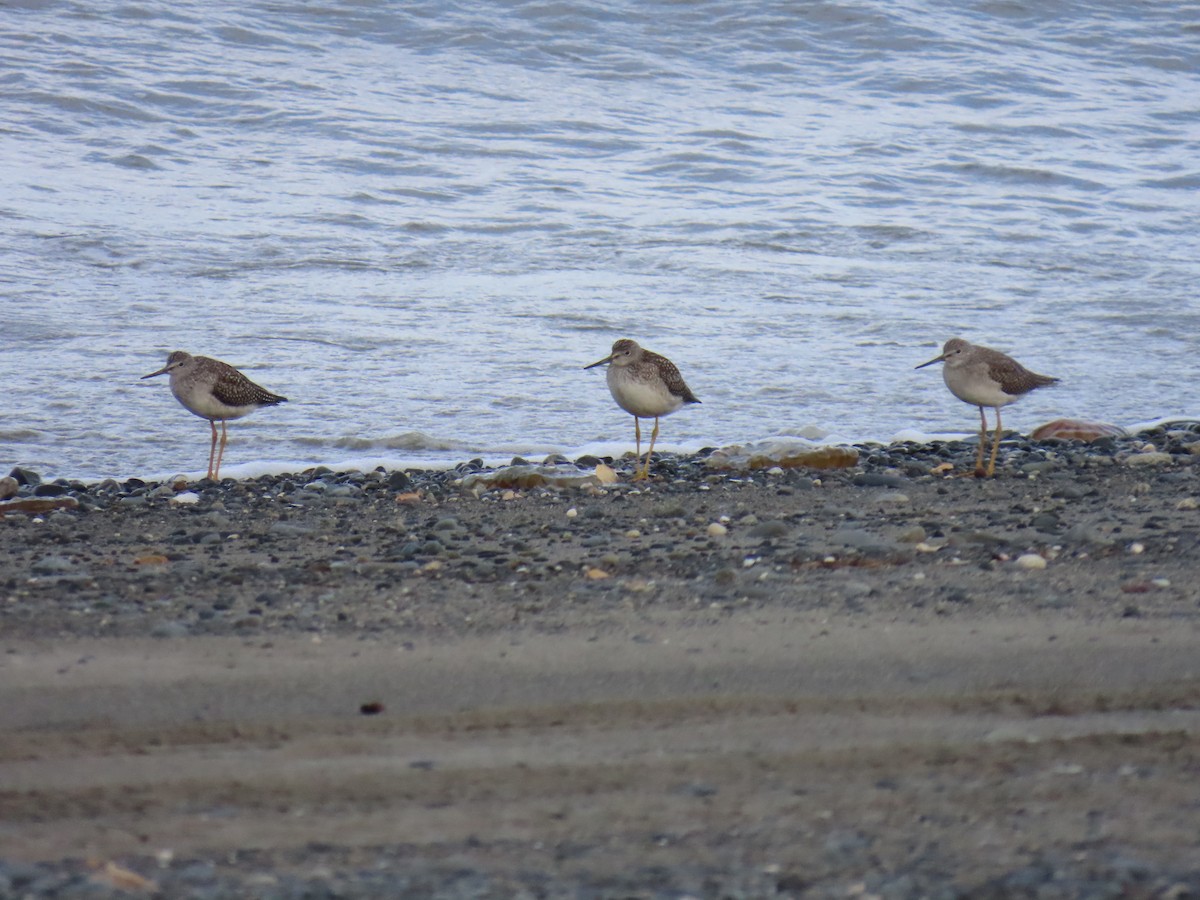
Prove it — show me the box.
[842,580,875,599]
[827,528,900,555]
[1061,522,1115,547]
[270,522,313,537]
[31,555,80,576]
[747,520,790,540]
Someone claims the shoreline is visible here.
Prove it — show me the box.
[3,424,1200,897]
[6,412,1199,487]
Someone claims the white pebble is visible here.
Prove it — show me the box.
[1128,542,1145,555]
[1015,553,1047,570]
[707,522,728,537]
[1177,497,1199,510]
[565,507,578,518]
[625,529,641,539]
[169,491,200,505]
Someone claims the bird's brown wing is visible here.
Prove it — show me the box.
[984,350,1059,396]
[646,350,700,404]
[210,363,288,408]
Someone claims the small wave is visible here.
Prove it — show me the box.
[110,153,161,170]
[936,162,1108,191]
[295,432,469,453]
[0,429,43,442]
[1141,174,1200,190]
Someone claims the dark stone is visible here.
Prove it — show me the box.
[9,467,41,486]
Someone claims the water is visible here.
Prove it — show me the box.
[2,0,1198,481]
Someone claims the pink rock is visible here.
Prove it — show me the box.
[1030,419,1126,442]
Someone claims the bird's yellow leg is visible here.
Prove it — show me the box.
[207,420,219,481]
[639,417,660,480]
[214,420,229,481]
[986,407,1003,477]
[973,407,987,477]
[629,417,648,480]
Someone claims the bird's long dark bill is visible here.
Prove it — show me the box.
[914,354,946,370]
[583,355,613,370]
[141,366,170,379]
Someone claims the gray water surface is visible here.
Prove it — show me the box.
[2,0,1197,479]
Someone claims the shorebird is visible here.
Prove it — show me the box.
[142,351,288,480]
[916,338,1059,478]
[585,338,699,480]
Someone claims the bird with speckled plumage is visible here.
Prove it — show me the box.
[585,339,699,480]
[917,338,1058,477]
[142,351,287,480]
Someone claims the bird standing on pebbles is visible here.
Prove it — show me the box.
[142,351,288,481]
[916,338,1059,478]
[585,339,699,480]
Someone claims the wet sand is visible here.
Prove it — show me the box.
[3,436,1200,896]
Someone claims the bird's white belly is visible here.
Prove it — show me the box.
[608,372,682,418]
[172,384,255,421]
[944,367,1014,409]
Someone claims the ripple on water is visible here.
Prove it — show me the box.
[0,0,1197,479]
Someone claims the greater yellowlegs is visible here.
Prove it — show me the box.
[916,338,1058,477]
[585,339,699,480]
[142,351,288,480]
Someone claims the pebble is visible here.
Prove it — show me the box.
[270,522,313,537]
[31,555,82,576]
[707,522,728,537]
[1125,451,1173,466]
[1015,553,1047,570]
[1061,522,1113,547]
[747,520,789,540]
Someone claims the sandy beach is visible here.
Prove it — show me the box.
[3,430,1200,897]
